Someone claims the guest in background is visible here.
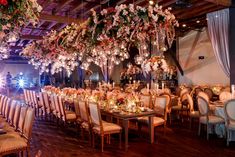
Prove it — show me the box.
[6,72,12,87]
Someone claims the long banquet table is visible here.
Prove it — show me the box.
[101,109,156,151]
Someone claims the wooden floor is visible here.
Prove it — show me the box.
[22,118,235,157]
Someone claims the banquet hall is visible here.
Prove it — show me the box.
[0,0,235,157]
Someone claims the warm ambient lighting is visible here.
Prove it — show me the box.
[196,20,200,23]
[149,0,154,5]
[182,24,186,27]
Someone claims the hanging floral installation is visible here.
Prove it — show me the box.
[0,0,42,59]
[22,4,178,75]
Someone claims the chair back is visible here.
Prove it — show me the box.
[153,96,167,116]
[32,91,39,108]
[195,87,203,96]
[78,101,89,122]
[197,96,209,116]
[180,88,189,97]
[49,95,56,111]
[204,88,213,100]
[186,94,194,112]
[159,93,171,111]
[88,102,102,127]
[42,92,50,113]
[0,95,6,114]
[13,104,21,129]
[29,90,34,106]
[58,96,66,120]
[140,94,151,108]
[4,98,11,118]
[22,107,35,140]
[74,99,80,116]
[38,92,45,109]
[198,91,209,103]
[224,99,235,124]
[2,97,8,117]
[18,106,28,133]
[8,100,17,123]
[219,91,232,102]
[23,89,28,104]
[54,95,62,118]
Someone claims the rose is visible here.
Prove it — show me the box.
[0,0,8,6]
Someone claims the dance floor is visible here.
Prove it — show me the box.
[28,119,235,157]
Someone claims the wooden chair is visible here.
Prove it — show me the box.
[57,96,77,124]
[186,94,199,129]
[42,92,52,120]
[138,96,168,139]
[88,101,122,152]
[0,107,35,157]
[78,100,92,143]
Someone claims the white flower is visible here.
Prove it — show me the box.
[101,9,107,16]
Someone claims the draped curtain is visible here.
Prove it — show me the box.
[207,9,230,77]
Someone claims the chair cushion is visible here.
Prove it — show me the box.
[0,136,27,154]
[93,122,122,134]
[200,116,224,124]
[138,116,165,126]
[66,113,76,121]
[190,111,199,118]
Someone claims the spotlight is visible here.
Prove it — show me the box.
[18,79,25,88]
[149,0,154,5]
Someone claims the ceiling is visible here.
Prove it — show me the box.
[8,0,231,59]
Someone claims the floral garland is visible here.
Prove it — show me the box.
[143,56,168,73]
[0,0,42,59]
[22,4,178,75]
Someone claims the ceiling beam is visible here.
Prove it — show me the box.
[55,0,73,14]
[70,2,88,14]
[20,35,43,40]
[39,13,82,25]
[204,0,231,6]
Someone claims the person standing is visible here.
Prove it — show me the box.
[6,72,12,96]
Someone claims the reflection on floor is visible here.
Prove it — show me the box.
[23,118,235,157]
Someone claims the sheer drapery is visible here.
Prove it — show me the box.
[207,9,230,77]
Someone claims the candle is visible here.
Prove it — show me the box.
[162,82,164,89]
[133,80,136,84]
[113,82,115,88]
[155,83,159,91]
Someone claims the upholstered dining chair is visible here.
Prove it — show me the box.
[224,99,235,146]
[0,95,6,115]
[50,95,58,120]
[88,101,122,152]
[17,106,28,134]
[42,92,52,120]
[0,107,35,157]
[8,100,17,124]
[204,88,214,101]
[186,94,199,129]
[171,91,189,122]
[219,91,232,102]
[12,104,21,130]
[197,96,224,140]
[3,98,11,119]
[198,91,210,103]
[78,100,92,143]
[139,94,152,108]
[138,96,168,138]
[57,96,77,124]
[159,93,172,124]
